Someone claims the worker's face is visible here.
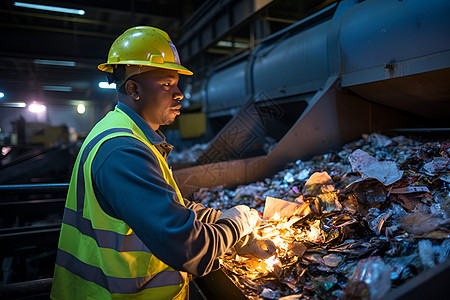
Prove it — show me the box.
[132,69,184,130]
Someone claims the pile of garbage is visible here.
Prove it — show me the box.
[192,133,450,299]
[167,143,208,166]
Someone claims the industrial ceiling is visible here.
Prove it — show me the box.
[0,0,206,107]
[0,0,334,108]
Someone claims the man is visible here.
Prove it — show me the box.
[51,26,274,300]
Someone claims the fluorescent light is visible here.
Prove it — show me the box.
[14,2,85,15]
[43,85,72,92]
[217,41,233,47]
[28,103,46,113]
[34,59,76,67]
[0,102,26,108]
[98,82,116,89]
[0,92,4,98]
[77,104,86,114]
[217,41,248,49]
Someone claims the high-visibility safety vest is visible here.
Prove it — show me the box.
[51,107,189,300]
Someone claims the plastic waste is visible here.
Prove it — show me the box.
[370,133,392,147]
[418,239,435,268]
[298,169,310,181]
[284,172,295,183]
[344,257,391,300]
[323,253,343,268]
[437,239,450,263]
[260,287,279,299]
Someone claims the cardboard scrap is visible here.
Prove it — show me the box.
[263,196,303,220]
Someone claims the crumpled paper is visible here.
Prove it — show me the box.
[423,157,449,176]
[349,149,403,186]
[302,172,335,196]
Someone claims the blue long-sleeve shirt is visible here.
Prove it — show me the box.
[91,102,240,277]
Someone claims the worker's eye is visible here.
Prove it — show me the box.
[163,83,172,87]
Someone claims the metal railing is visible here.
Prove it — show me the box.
[0,183,69,194]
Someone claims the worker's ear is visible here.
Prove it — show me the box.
[125,80,140,101]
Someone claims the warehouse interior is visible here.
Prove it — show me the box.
[1,0,450,299]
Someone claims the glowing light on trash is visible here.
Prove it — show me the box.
[272,212,281,221]
[271,235,284,247]
[307,220,322,243]
[263,255,280,272]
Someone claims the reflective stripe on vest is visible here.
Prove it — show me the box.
[56,249,183,293]
[51,107,188,299]
[62,206,150,252]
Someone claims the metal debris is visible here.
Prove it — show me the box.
[193,133,450,299]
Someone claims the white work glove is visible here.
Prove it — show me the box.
[218,205,260,238]
[235,231,277,259]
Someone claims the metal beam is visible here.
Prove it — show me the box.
[178,0,274,63]
[260,16,297,24]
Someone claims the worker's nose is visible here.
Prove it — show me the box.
[173,85,184,101]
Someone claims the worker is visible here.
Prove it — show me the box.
[51,26,275,300]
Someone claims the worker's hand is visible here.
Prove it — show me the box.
[218,205,260,237]
[234,231,277,259]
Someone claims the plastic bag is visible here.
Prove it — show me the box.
[344,257,391,300]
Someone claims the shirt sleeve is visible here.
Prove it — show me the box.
[183,198,222,223]
[92,136,240,277]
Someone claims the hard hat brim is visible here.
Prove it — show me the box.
[98,61,193,76]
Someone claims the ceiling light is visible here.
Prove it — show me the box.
[0,92,4,98]
[28,103,46,113]
[217,41,248,49]
[217,41,233,47]
[43,85,72,92]
[98,82,116,89]
[0,102,26,108]
[34,59,76,67]
[14,2,85,15]
[77,104,85,114]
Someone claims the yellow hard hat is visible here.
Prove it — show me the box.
[98,26,193,75]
